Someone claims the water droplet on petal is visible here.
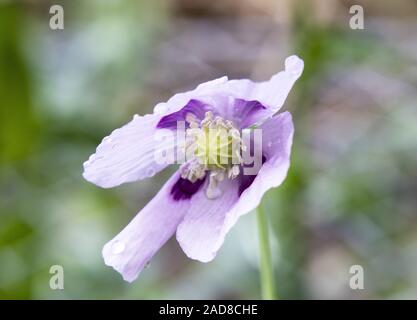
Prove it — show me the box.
[133,114,139,120]
[111,240,125,255]
[147,167,156,177]
[103,136,112,144]
[154,103,168,114]
[285,55,304,76]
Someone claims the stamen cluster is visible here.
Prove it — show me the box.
[180,111,245,199]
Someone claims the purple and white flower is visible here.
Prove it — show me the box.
[83,55,304,282]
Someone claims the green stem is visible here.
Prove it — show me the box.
[256,205,276,299]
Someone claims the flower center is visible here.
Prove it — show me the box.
[180,111,244,199]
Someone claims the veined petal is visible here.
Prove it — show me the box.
[83,76,231,189]
[220,55,303,113]
[154,55,303,124]
[152,76,229,116]
[83,113,175,188]
[176,178,240,262]
[224,112,294,238]
[176,112,294,262]
[252,55,304,112]
[84,56,301,189]
[102,171,202,282]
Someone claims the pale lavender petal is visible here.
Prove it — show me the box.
[83,76,234,189]
[225,111,295,233]
[102,171,203,282]
[151,76,229,116]
[153,55,303,123]
[200,55,303,117]
[176,178,240,262]
[219,55,304,113]
[83,113,175,188]
[251,55,304,112]
[176,112,294,262]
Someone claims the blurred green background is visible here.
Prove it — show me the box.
[1,0,417,299]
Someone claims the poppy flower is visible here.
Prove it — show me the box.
[83,55,303,282]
